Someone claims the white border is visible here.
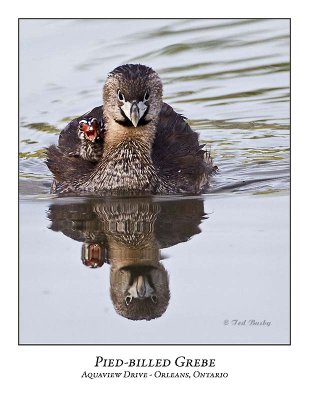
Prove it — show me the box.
[2,1,306,397]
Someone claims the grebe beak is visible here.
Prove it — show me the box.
[130,102,140,127]
[120,100,148,127]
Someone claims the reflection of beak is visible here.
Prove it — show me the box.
[136,275,146,298]
[127,275,154,299]
[130,102,140,127]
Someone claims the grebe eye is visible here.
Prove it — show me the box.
[117,90,125,102]
[144,91,150,101]
[151,295,157,304]
[125,296,132,306]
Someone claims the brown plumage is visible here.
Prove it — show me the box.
[46,64,216,194]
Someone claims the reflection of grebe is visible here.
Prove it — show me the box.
[47,64,216,195]
[48,197,207,320]
[97,201,169,320]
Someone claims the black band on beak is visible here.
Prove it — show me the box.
[130,102,140,127]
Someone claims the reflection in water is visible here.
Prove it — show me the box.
[48,196,207,320]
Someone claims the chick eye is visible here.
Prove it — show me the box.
[91,119,98,129]
[144,91,150,101]
[117,90,125,102]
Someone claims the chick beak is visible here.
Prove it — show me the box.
[130,102,140,127]
[86,126,97,142]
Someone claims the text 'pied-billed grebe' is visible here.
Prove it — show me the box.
[46,64,217,195]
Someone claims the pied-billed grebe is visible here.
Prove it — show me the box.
[68,116,103,162]
[47,64,216,194]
